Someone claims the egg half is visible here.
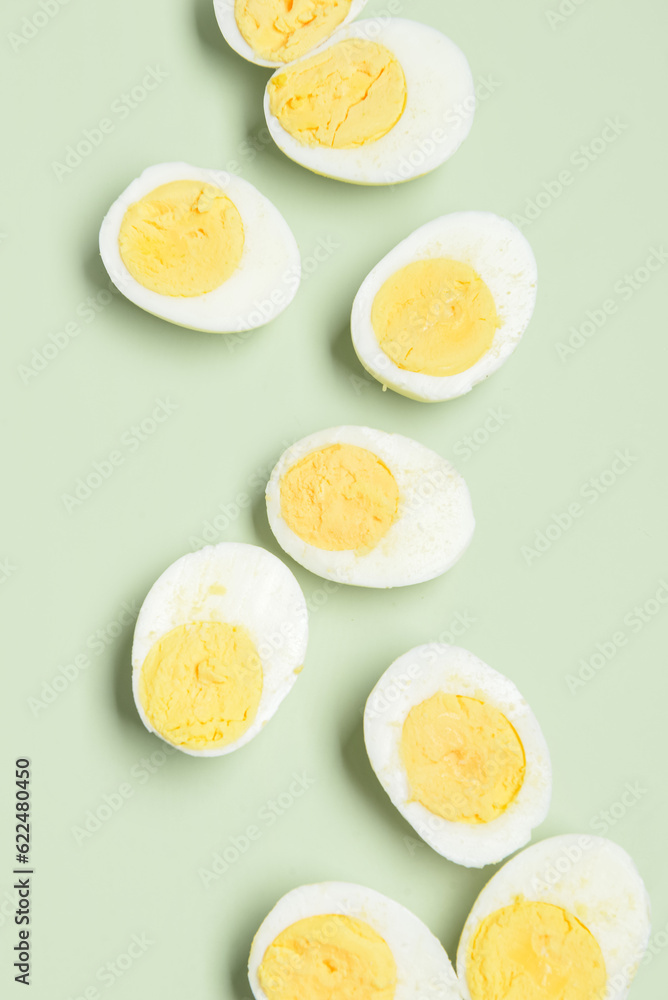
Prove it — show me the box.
[215,0,369,67]
[457,835,651,1000]
[364,644,551,868]
[352,212,538,401]
[131,542,308,756]
[248,881,462,1000]
[265,426,475,588]
[99,162,301,333]
[263,18,475,185]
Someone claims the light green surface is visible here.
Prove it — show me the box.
[1,0,667,996]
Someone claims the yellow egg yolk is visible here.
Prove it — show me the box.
[279,443,400,552]
[235,0,354,63]
[400,693,526,824]
[371,258,500,377]
[258,914,397,1000]
[139,621,262,750]
[468,900,607,1000]
[267,39,407,148]
[118,180,245,297]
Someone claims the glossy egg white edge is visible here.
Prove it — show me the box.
[99,162,301,333]
[248,882,463,1000]
[263,18,475,185]
[265,425,475,588]
[456,835,651,1000]
[214,0,369,68]
[131,542,309,757]
[351,212,538,401]
[364,644,552,868]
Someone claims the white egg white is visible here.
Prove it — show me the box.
[214,0,369,68]
[457,835,651,1000]
[99,162,301,333]
[131,542,308,756]
[263,18,475,185]
[364,645,552,868]
[265,426,475,588]
[248,882,462,1000]
[352,212,538,401]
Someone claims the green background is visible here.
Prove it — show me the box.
[2,0,667,996]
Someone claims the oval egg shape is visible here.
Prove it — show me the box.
[215,0,369,67]
[248,882,462,1000]
[100,162,301,333]
[263,18,475,185]
[132,542,308,756]
[364,644,552,868]
[265,426,475,588]
[457,835,651,1000]
[352,212,538,400]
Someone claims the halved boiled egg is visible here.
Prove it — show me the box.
[352,212,538,400]
[265,426,475,588]
[131,542,308,756]
[263,18,475,184]
[457,835,651,1000]
[364,644,551,868]
[248,881,462,1000]
[99,162,300,333]
[215,0,369,67]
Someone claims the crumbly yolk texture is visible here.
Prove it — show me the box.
[372,258,500,377]
[139,621,262,750]
[118,180,245,297]
[279,444,400,552]
[400,693,526,824]
[468,900,607,1000]
[267,39,407,148]
[258,914,397,1000]
[235,0,354,63]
